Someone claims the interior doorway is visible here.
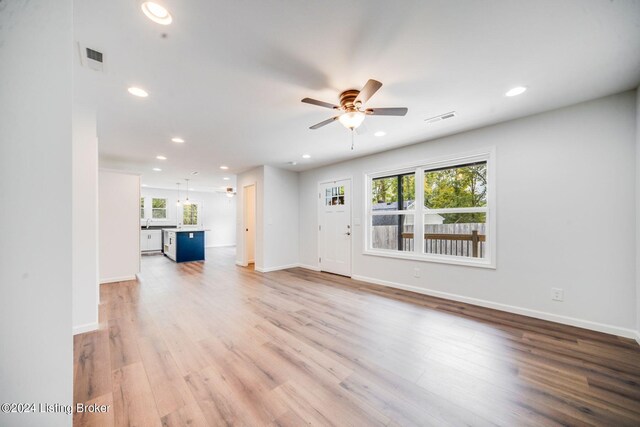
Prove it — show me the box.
[318,178,352,276]
[244,184,256,265]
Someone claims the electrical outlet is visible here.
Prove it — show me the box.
[551,288,564,301]
[413,268,420,278]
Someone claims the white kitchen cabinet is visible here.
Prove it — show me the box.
[140,230,162,252]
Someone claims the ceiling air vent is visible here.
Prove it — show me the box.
[424,111,457,125]
[86,48,103,63]
[77,43,105,72]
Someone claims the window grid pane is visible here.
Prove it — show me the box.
[371,214,414,252]
[424,212,487,259]
[424,162,487,209]
[372,172,415,211]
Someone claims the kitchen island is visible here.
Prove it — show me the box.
[162,228,208,263]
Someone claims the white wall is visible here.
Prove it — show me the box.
[141,187,236,247]
[299,91,637,337]
[262,165,299,271]
[99,170,140,283]
[72,104,99,334]
[0,1,73,425]
[236,167,265,268]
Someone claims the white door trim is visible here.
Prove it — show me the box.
[317,177,353,277]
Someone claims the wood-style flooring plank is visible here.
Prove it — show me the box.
[72,248,640,426]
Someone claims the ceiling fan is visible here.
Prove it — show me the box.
[301,79,408,131]
[216,187,236,198]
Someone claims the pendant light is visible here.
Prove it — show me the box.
[176,182,181,205]
[183,178,191,205]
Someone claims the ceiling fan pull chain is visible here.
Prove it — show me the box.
[351,129,354,150]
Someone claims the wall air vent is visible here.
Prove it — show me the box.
[424,111,457,124]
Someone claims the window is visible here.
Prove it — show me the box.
[424,162,487,259]
[152,198,167,219]
[324,185,346,205]
[183,203,198,225]
[365,151,494,267]
[371,172,415,251]
[140,197,145,219]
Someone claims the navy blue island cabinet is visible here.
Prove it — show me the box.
[162,229,206,263]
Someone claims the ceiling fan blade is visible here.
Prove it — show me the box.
[310,116,339,129]
[355,79,382,105]
[301,98,339,109]
[366,107,408,116]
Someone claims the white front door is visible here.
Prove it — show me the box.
[319,179,351,276]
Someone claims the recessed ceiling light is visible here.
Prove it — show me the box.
[156,155,167,160]
[142,184,148,187]
[220,166,229,170]
[171,137,185,143]
[374,131,386,137]
[223,177,230,181]
[302,154,311,159]
[141,2,172,25]
[189,188,194,191]
[152,167,162,172]
[505,86,527,97]
[127,87,148,97]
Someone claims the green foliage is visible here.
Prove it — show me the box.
[183,204,198,225]
[372,174,415,209]
[371,163,486,223]
[152,198,166,208]
[424,163,486,223]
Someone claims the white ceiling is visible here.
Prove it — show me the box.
[74,0,640,189]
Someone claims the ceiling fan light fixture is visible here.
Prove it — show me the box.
[338,111,365,129]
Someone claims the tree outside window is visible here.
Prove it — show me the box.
[152,198,167,219]
[183,204,198,225]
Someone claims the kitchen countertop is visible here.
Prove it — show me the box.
[141,225,176,231]
[162,228,209,232]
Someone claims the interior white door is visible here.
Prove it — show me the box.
[244,184,256,264]
[319,179,351,276]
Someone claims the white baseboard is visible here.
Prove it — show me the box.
[73,322,99,335]
[297,263,321,272]
[206,244,236,248]
[100,275,137,284]
[256,263,299,273]
[352,274,638,340]
[235,260,248,267]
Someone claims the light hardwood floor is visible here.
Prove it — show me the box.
[74,247,640,426]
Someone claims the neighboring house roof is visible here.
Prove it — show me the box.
[372,201,444,218]
[372,201,444,226]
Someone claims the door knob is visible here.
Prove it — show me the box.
[345,232,351,236]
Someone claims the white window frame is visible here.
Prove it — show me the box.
[363,148,496,269]
[151,198,168,219]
